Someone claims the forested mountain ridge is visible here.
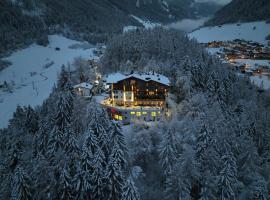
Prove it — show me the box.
[206,0,270,26]
[0,0,194,56]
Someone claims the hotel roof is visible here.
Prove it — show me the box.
[105,72,170,86]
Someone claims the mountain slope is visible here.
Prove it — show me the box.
[206,0,270,25]
[0,0,194,56]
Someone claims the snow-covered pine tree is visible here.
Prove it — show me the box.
[175,144,200,200]
[63,128,79,156]
[87,102,111,159]
[159,127,177,176]
[47,90,74,156]
[196,125,211,160]
[199,170,216,200]
[11,167,32,200]
[72,169,92,200]
[57,65,71,91]
[109,122,127,168]
[57,166,73,200]
[121,177,141,200]
[24,105,39,135]
[84,124,99,156]
[247,177,268,200]
[218,142,238,200]
[91,146,106,200]
[105,154,124,200]
[35,120,51,157]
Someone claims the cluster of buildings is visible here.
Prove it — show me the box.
[205,39,270,76]
[207,39,270,60]
[73,71,171,124]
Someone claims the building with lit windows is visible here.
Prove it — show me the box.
[101,72,170,124]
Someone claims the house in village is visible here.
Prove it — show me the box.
[101,72,170,124]
[73,82,93,98]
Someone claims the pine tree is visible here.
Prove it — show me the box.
[159,128,177,176]
[176,144,200,200]
[105,156,123,200]
[24,105,39,134]
[121,177,141,200]
[199,170,216,200]
[218,143,238,200]
[87,102,111,159]
[84,124,99,155]
[109,122,127,168]
[11,167,32,200]
[91,146,106,200]
[58,167,73,200]
[35,120,50,156]
[47,91,74,155]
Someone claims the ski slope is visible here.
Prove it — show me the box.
[0,35,97,129]
[189,21,270,45]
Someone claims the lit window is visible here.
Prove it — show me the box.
[119,116,123,120]
[136,112,141,117]
[149,91,155,95]
[130,112,135,115]
[151,112,156,117]
[142,111,147,115]
[115,115,119,120]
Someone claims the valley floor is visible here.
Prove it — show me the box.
[0,35,97,129]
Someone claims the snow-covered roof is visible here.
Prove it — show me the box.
[105,72,170,86]
[73,82,93,89]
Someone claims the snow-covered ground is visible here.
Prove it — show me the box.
[250,75,270,90]
[0,35,97,129]
[123,15,161,33]
[189,21,270,45]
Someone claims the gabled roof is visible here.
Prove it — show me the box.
[73,82,93,89]
[105,72,170,86]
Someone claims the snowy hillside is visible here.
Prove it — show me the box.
[0,35,97,128]
[189,21,270,45]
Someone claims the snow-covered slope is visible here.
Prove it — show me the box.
[123,15,161,33]
[0,35,97,128]
[189,21,270,45]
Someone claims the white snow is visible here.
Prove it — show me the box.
[250,75,270,90]
[189,21,270,45]
[105,72,170,86]
[235,59,270,70]
[0,35,97,129]
[73,82,93,90]
[123,15,161,33]
[132,15,161,29]
[123,26,138,33]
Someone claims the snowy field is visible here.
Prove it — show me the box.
[0,35,97,129]
[189,21,270,45]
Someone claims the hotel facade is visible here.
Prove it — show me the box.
[101,72,170,124]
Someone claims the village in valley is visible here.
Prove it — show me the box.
[203,39,270,89]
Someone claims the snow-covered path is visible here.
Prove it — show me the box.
[0,35,97,129]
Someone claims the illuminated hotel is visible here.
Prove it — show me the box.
[101,72,170,123]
